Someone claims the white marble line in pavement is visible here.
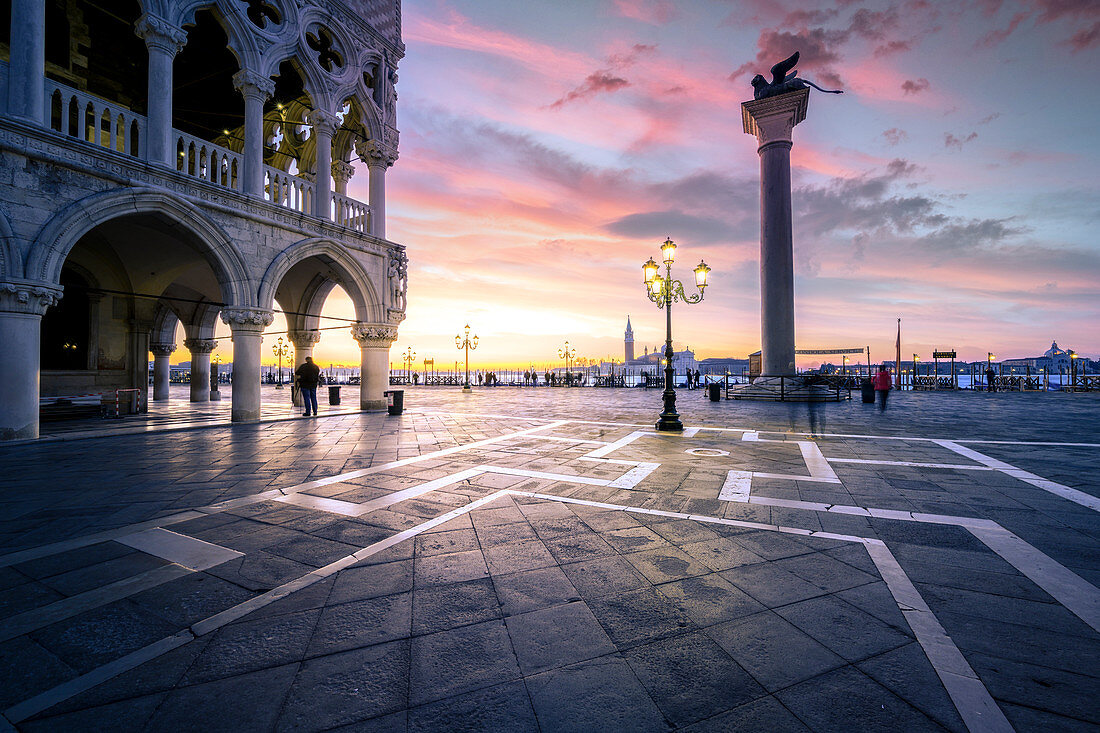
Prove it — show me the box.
[117,528,244,570]
[583,430,650,459]
[827,458,998,471]
[865,543,1014,733]
[936,439,1100,513]
[0,421,572,568]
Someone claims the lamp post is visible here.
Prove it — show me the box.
[842,355,848,376]
[913,354,919,387]
[272,336,289,389]
[558,340,576,385]
[641,237,711,432]
[455,324,478,393]
[1070,351,1078,390]
[402,346,416,382]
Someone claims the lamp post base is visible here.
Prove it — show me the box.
[462,386,472,394]
[655,415,683,432]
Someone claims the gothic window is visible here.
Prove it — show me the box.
[305,27,344,73]
[241,0,281,30]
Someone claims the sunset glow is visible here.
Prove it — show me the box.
[202,0,1099,370]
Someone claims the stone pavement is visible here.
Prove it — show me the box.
[0,388,1097,731]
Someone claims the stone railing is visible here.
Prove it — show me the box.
[332,192,369,233]
[174,130,241,191]
[264,165,313,215]
[45,78,145,158]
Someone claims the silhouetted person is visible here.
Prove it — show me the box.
[295,356,321,417]
[872,364,892,411]
[986,366,996,392]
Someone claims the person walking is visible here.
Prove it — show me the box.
[295,356,321,417]
[872,364,892,411]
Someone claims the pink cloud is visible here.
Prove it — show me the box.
[611,0,679,25]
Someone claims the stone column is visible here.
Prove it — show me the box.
[357,140,397,239]
[332,160,355,196]
[352,323,397,411]
[7,0,45,125]
[221,308,273,422]
[151,342,175,401]
[0,279,63,440]
[742,88,809,377]
[135,14,187,166]
[183,337,217,403]
[232,70,275,197]
[289,330,320,407]
[308,110,338,220]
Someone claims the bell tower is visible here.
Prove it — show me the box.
[625,316,635,363]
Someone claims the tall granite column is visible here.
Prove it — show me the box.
[135,13,187,166]
[352,323,397,412]
[151,342,175,401]
[742,88,809,377]
[7,0,45,125]
[0,280,63,440]
[184,337,217,403]
[221,308,273,422]
[232,71,275,197]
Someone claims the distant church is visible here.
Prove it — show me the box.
[622,316,696,372]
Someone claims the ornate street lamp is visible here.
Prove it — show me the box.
[455,324,478,393]
[272,336,290,389]
[402,346,416,381]
[558,340,576,385]
[642,237,711,432]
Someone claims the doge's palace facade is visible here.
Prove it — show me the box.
[0,0,407,439]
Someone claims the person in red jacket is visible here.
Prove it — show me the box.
[872,364,892,411]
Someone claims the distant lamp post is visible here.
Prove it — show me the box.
[402,346,416,381]
[913,354,920,383]
[1070,351,1078,388]
[455,324,478,393]
[842,355,849,376]
[558,341,576,384]
[272,336,290,389]
[642,237,711,432]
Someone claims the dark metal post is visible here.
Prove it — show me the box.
[656,265,682,431]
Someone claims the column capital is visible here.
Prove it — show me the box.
[355,139,398,168]
[221,307,274,333]
[331,160,356,186]
[150,342,177,357]
[183,338,218,354]
[288,330,322,349]
[351,323,398,348]
[741,88,809,147]
[307,109,340,137]
[135,13,188,55]
[232,69,276,101]
[0,279,63,316]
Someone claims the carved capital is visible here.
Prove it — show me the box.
[355,139,398,168]
[288,330,322,349]
[135,13,188,55]
[307,109,340,138]
[0,279,63,316]
[183,338,218,354]
[232,69,276,101]
[741,88,809,147]
[331,159,356,185]
[150,342,177,357]
[387,308,406,325]
[220,307,274,332]
[351,323,398,348]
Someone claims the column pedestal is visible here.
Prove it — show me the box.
[151,343,175,401]
[0,280,63,440]
[742,88,808,378]
[221,308,273,422]
[352,323,398,411]
[184,338,217,403]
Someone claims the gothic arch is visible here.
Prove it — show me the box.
[27,187,252,307]
[258,237,381,323]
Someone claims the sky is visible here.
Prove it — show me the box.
[237,0,1100,370]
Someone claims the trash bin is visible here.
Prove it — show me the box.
[384,389,404,415]
[861,378,875,403]
[328,385,341,405]
[707,383,722,402]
